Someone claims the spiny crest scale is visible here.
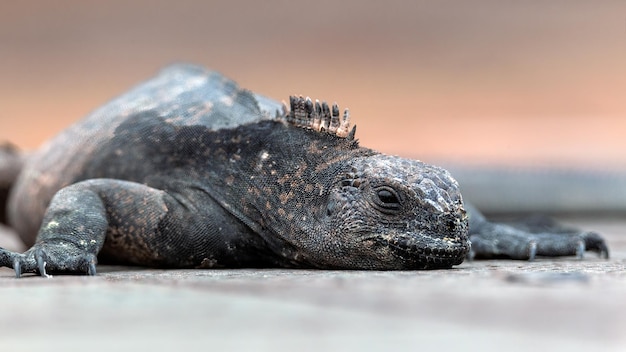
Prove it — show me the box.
[282,96,355,140]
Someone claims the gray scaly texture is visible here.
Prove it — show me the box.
[0,64,607,277]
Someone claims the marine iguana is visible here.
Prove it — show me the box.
[0,64,608,277]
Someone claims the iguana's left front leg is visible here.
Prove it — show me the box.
[466,203,609,260]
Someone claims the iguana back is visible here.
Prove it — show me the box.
[9,65,281,245]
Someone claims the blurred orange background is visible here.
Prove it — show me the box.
[1,0,625,169]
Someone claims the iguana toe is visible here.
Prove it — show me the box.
[0,248,26,278]
[581,231,609,259]
[0,242,99,278]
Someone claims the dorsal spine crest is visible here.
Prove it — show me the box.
[283,96,355,139]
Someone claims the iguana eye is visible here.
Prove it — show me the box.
[373,187,401,213]
[377,189,398,204]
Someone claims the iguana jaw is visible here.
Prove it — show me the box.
[354,209,469,270]
[362,230,470,270]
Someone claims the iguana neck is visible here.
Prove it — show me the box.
[196,119,377,264]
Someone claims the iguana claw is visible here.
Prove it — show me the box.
[35,249,51,278]
[13,258,21,278]
[600,246,609,259]
[581,231,609,259]
[576,240,585,260]
[527,241,537,261]
[88,262,97,276]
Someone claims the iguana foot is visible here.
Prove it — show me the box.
[0,241,97,278]
[466,204,609,260]
[468,227,609,261]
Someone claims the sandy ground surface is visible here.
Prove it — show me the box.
[0,218,624,352]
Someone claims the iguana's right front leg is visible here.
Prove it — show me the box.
[0,179,170,277]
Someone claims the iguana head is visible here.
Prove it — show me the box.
[319,154,470,269]
[272,97,470,270]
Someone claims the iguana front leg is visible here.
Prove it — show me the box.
[466,203,609,260]
[0,179,170,277]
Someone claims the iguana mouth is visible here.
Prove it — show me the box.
[369,235,470,269]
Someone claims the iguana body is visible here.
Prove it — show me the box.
[0,64,607,277]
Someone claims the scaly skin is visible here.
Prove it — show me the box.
[0,64,607,277]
